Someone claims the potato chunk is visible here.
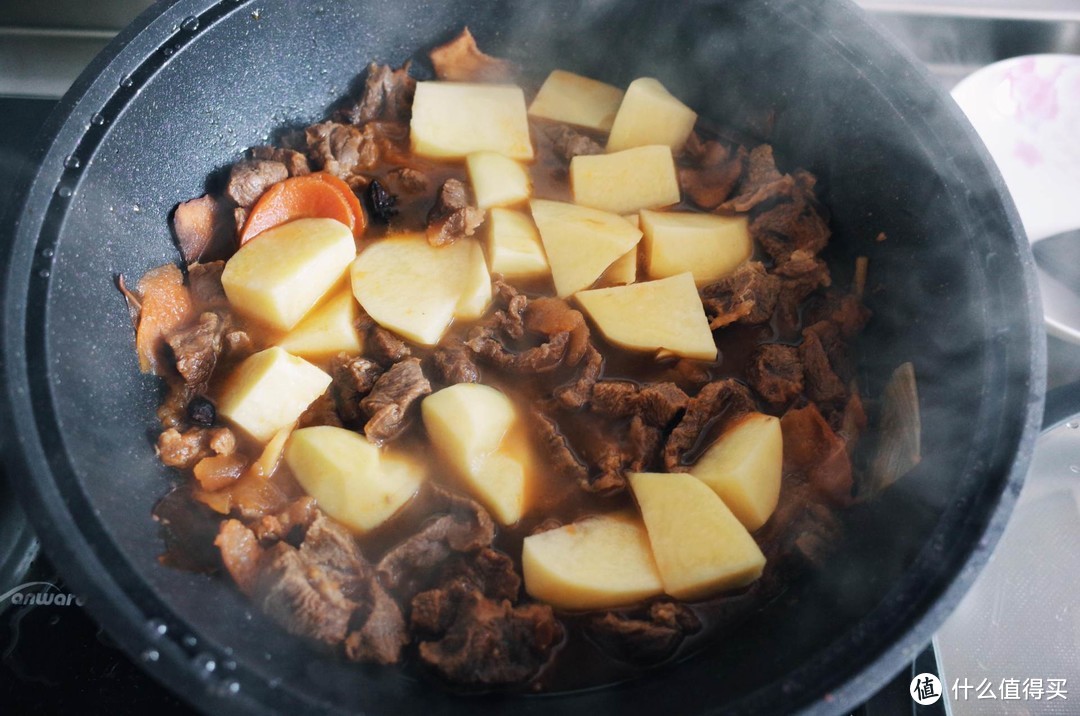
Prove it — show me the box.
[570,145,680,215]
[221,218,356,331]
[217,347,332,443]
[422,384,526,525]
[522,513,663,610]
[691,413,783,531]
[350,234,491,345]
[575,273,716,361]
[629,472,765,600]
[277,287,363,359]
[486,208,549,280]
[640,210,751,284]
[527,70,624,132]
[410,82,533,160]
[529,199,642,297]
[284,426,423,533]
[606,77,698,153]
[466,152,531,209]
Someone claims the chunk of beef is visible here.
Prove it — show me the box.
[216,518,264,595]
[780,404,853,506]
[157,427,209,468]
[330,353,383,425]
[664,380,756,471]
[429,27,517,83]
[488,277,527,339]
[191,452,243,493]
[167,311,225,388]
[297,390,345,429]
[250,145,310,176]
[305,121,409,179]
[590,381,689,427]
[187,261,227,308]
[544,123,603,162]
[339,62,416,125]
[626,415,663,472]
[586,414,663,495]
[253,543,358,645]
[433,343,480,384]
[376,486,496,601]
[803,290,871,339]
[345,577,408,664]
[554,343,603,409]
[226,159,288,208]
[747,344,804,405]
[798,325,847,407]
[588,601,701,663]
[253,496,317,544]
[360,357,431,444]
[467,325,570,374]
[751,172,830,264]
[426,178,483,247]
[411,548,522,634]
[171,195,235,264]
[757,480,844,567]
[157,379,193,429]
[701,261,780,329]
[773,249,832,328]
[678,139,748,210]
[367,324,412,365]
[528,408,589,485]
[720,144,795,213]
[385,166,428,194]
[417,589,562,686]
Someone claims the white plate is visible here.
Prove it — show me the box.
[952,54,1080,342]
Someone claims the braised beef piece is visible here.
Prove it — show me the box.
[411,548,522,634]
[493,278,528,340]
[216,508,408,664]
[360,357,431,444]
[298,391,345,429]
[752,171,830,264]
[171,195,235,264]
[305,121,409,182]
[339,62,416,125]
[157,379,193,429]
[803,290,871,339]
[664,380,756,471]
[701,261,780,329]
[433,343,480,384]
[226,159,288,208]
[365,179,398,223]
[250,145,311,176]
[627,415,664,472]
[588,415,664,494]
[416,588,562,686]
[757,480,844,567]
[330,353,383,425]
[554,343,603,409]
[426,178,483,247]
[187,261,227,308]
[376,486,496,602]
[590,381,689,428]
[367,324,412,365]
[385,166,428,194]
[468,325,570,374]
[167,311,225,388]
[157,425,234,469]
[798,325,847,407]
[678,135,748,210]
[429,27,516,83]
[588,600,701,663]
[544,123,603,161]
[721,144,795,213]
[773,249,831,329]
[253,496,317,544]
[528,408,589,485]
[524,297,590,367]
[747,344,804,406]
[780,404,854,506]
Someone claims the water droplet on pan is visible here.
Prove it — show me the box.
[181,16,199,31]
[56,186,72,198]
[1070,465,1079,474]
[63,155,80,169]
[251,9,261,20]
[163,46,174,57]
[194,652,217,673]
[1067,421,1079,429]
[224,680,240,695]
[41,247,54,258]
[120,74,134,88]
[182,634,197,648]
[38,269,50,278]
[132,203,142,214]
[141,648,160,662]
[90,113,106,126]
[147,618,168,637]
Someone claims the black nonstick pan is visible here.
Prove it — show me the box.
[0,0,1045,713]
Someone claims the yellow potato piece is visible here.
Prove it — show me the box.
[629,472,766,601]
[221,218,356,331]
[691,413,783,531]
[640,210,751,285]
[277,287,363,359]
[571,145,681,215]
[527,70,624,132]
[597,247,637,287]
[284,426,423,533]
[486,208,550,280]
[217,347,332,443]
[422,383,526,525]
[467,152,531,210]
[350,234,491,346]
[522,513,664,610]
[606,77,698,153]
[530,198,642,297]
[575,273,716,361]
[410,82,533,160]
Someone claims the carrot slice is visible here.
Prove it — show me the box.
[238,173,367,245]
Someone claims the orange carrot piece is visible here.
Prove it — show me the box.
[238,173,366,245]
